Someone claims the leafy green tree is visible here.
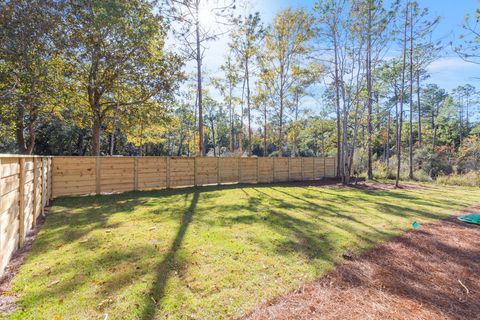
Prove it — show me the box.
[230,11,265,156]
[64,0,183,155]
[457,135,480,172]
[262,8,315,156]
[0,0,65,154]
[166,0,235,156]
[211,51,241,153]
[422,84,448,149]
[454,7,480,64]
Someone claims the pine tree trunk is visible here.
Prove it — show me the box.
[246,58,252,156]
[396,3,409,188]
[333,24,341,178]
[417,72,422,146]
[386,108,391,170]
[264,105,268,157]
[408,6,414,180]
[229,86,234,152]
[196,9,204,156]
[366,0,373,180]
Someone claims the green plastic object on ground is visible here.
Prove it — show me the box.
[457,214,480,225]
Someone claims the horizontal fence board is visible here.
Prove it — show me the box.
[0,156,52,277]
[258,158,274,183]
[274,158,289,182]
[0,175,19,197]
[1,158,20,178]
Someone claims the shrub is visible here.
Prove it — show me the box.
[436,171,480,187]
[413,169,432,182]
[372,161,396,180]
[414,146,453,177]
[457,136,480,172]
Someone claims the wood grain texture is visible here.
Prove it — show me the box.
[0,156,52,277]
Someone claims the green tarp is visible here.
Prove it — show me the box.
[458,214,480,225]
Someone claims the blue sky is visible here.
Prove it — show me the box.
[200,0,480,92]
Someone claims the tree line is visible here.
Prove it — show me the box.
[1,0,479,183]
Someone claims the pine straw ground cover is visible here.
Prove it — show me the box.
[1,181,479,319]
[242,213,480,320]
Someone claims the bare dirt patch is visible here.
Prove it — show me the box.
[241,207,480,320]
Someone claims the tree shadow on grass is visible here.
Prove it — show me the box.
[21,181,478,318]
[139,190,199,320]
[30,197,146,257]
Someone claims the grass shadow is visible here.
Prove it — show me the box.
[139,190,199,320]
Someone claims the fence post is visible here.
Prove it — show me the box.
[313,157,317,180]
[256,157,259,184]
[49,158,53,201]
[41,158,45,216]
[301,158,304,181]
[32,158,38,228]
[18,158,25,248]
[238,157,242,183]
[217,157,220,185]
[166,157,171,188]
[323,157,326,179]
[134,157,139,191]
[287,157,291,182]
[95,157,101,195]
[273,157,276,182]
[194,157,197,187]
[333,157,337,177]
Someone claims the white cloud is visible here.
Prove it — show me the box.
[427,57,480,91]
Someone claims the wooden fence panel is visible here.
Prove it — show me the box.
[137,157,167,190]
[239,158,257,183]
[274,158,289,182]
[196,157,218,185]
[23,159,35,236]
[302,158,314,180]
[325,157,336,177]
[0,155,52,277]
[0,157,20,276]
[219,158,238,184]
[289,158,302,181]
[314,158,325,179]
[258,158,274,183]
[169,158,194,188]
[100,157,135,193]
[51,156,336,195]
[52,157,96,197]
[33,159,43,226]
[47,159,52,199]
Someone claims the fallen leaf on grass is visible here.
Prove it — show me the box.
[97,298,113,310]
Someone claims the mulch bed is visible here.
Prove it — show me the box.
[241,207,480,320]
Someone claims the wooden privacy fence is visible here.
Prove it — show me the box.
[52,156,336,197]
[0,155,52,277]
[0,154,335,276]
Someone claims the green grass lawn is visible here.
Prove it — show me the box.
[4,182,480,319]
